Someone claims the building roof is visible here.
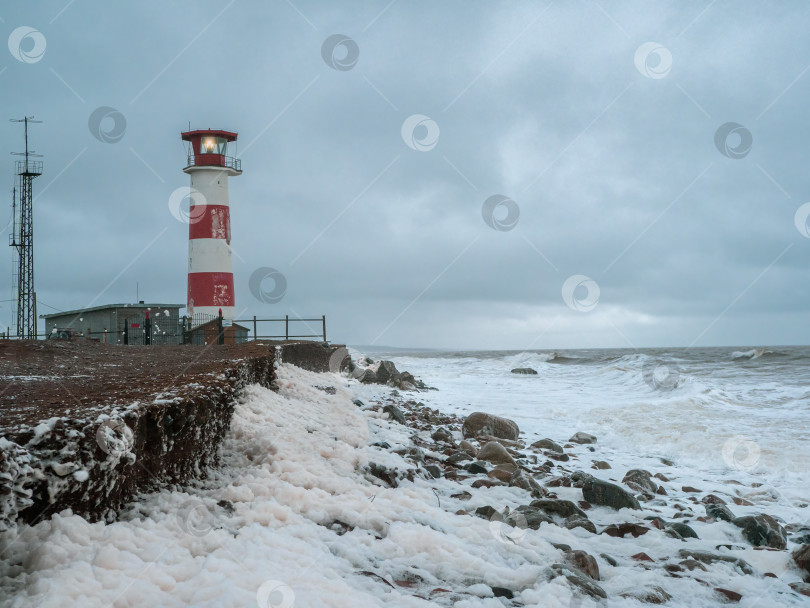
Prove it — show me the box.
[187,318,249,332]
[181,129,238,142]
[40,303,184,319]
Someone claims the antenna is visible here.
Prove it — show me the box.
[9,116,43,339]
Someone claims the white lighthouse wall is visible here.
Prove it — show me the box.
[189,168,230,207]
[188,239,233,273]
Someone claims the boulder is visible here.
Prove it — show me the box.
[511,367,538,375]
[620,587,672,604]
[547,564,607,599]
[488,469,513,483]
[592,461,611,470]
[477,442,516,466]
[462,412,520,441]
[701,493,727,505]
[792,544,810,581]
[491,587,514,599]
[431,427,453,443]
[602,523,649,538]
[732,514,787,549]
[677,549,753,575]
[530,498,587,520]
[563,550,600,580]
[357,368,377,384]
[582,478,641,510]
[714,588,742,602]
[375,360,401,385]
[678,559,707,572]
[458,440,478,455]
[565,517,597,534]
[466,461,489,475]
[474,505,497,520]
[509,471,545,496]
[471,478,505,489]
[512,505,553,529]
[382,404,406,424]
[622,469,658,494]
[446,451,472,465]
[705,503,735,522]
[531,438,563,453]
[790,582,810,597]
[667,522,699,539]
[423,464,441,479]
[569,432,597,444]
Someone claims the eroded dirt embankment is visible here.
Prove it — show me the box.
[0,340,342,531]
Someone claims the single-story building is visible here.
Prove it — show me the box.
[41,302,184,345]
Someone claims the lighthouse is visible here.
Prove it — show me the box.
[181,128,242,321]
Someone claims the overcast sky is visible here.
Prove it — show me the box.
[1,1,809,350]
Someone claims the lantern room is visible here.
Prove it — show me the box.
[181,128,241,173]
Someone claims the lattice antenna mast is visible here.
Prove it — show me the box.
[9,116,43,339]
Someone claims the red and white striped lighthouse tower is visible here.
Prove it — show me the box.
[181,128,242,321]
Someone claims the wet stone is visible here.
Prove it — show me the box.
[582,477,641,511]
[531,438,563,453]
[732,514,787,550]
[705,502,735,522]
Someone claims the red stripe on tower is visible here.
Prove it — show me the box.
[181,128,242,322]
[188,205,231,241]
[187,272,235,307]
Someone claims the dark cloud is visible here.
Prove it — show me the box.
[1,1,808,349]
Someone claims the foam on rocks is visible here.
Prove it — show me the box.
[2,359,809,607]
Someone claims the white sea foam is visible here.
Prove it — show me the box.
[3,350,809,606]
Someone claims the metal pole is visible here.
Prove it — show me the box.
[285,315,289,340]
[322,315,326,342]
[253,315,257,341]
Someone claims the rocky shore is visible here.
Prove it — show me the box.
[351,359,810,604]
[3,356,809,606]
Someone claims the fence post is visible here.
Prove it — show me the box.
[253,315,257,341]
[144,311,152,346]
[123,320,129,345]
[217,309,224,345]
[285,315,289,340]
[322,315,326,342]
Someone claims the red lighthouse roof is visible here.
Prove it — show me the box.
[182,128,241,172]
[181,129,238,142]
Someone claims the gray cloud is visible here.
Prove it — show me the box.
[1,1,808,349]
